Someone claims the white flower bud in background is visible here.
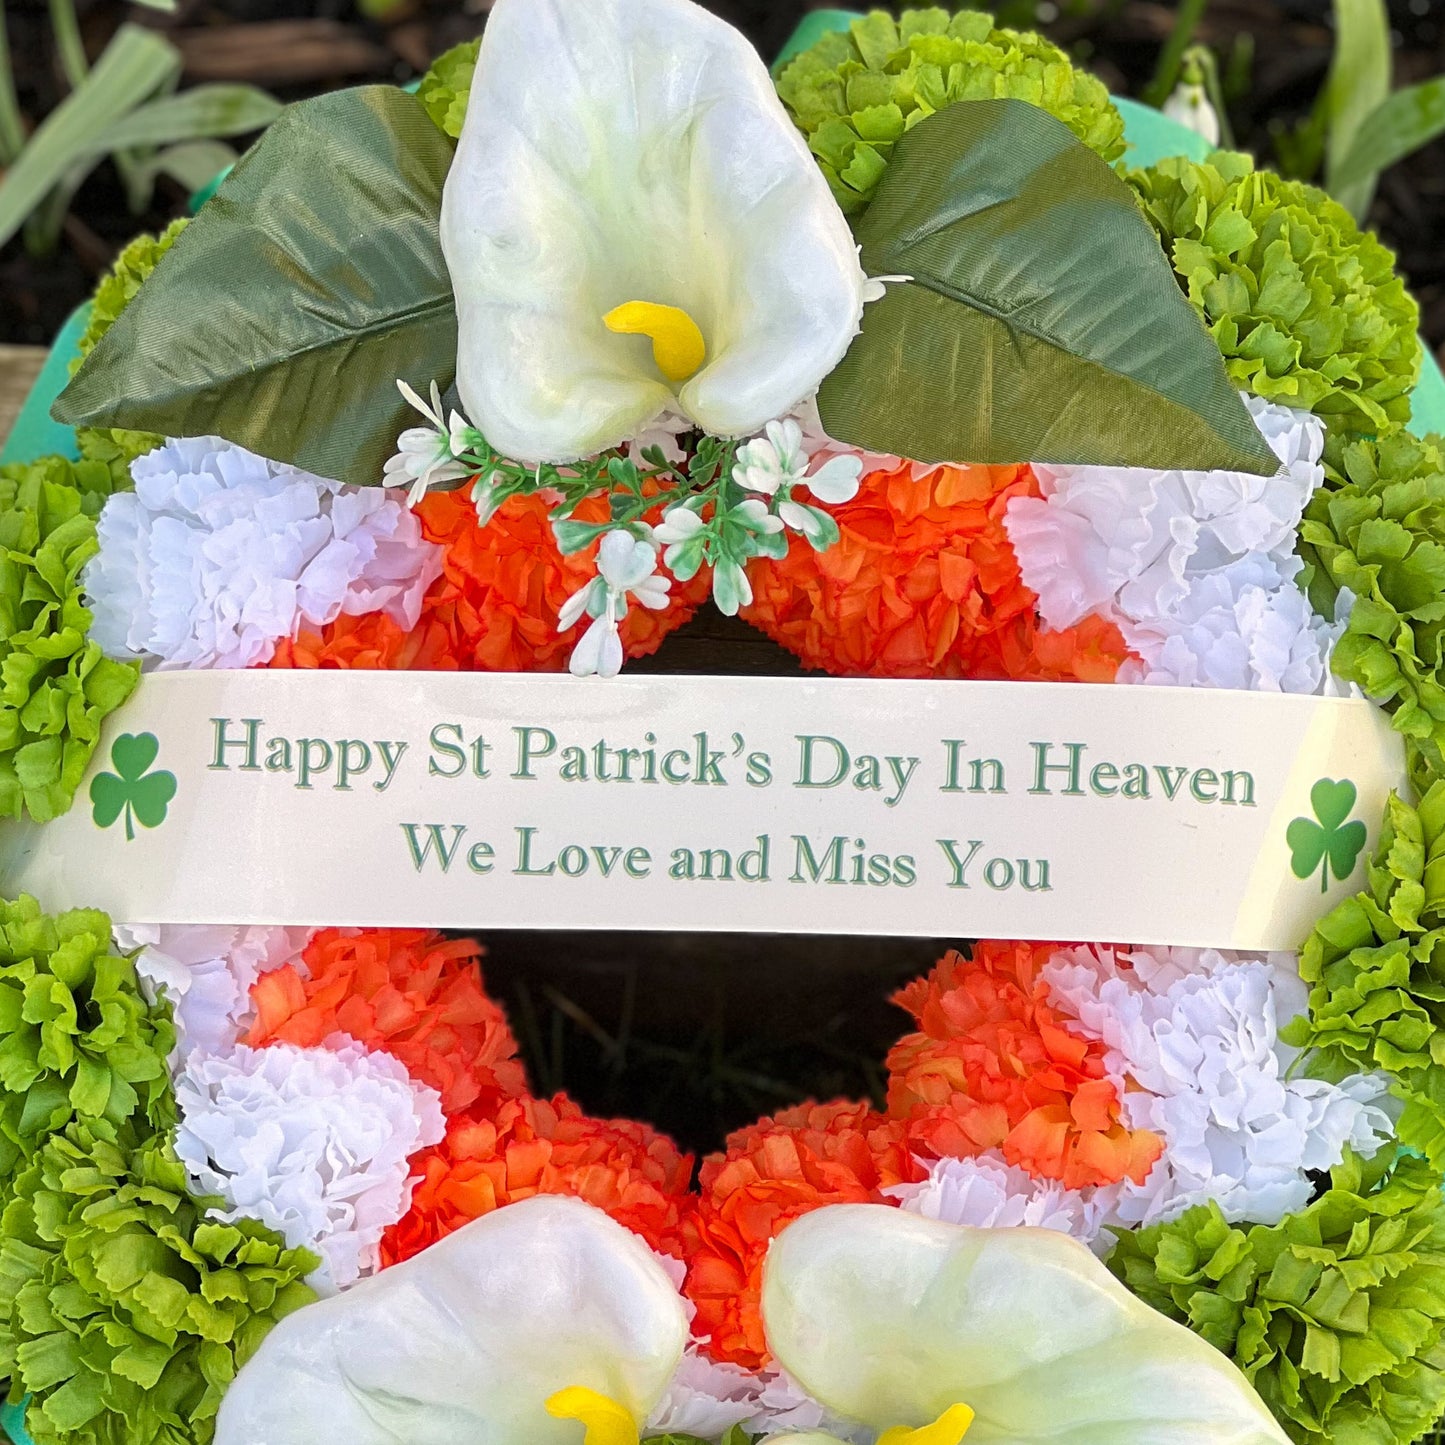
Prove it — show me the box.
[1163,78,1221,147]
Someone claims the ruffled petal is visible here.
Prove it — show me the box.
[173,1039,446,1292]
[1006,396,1323,635]
[887,1153,1112,1253]
[119,922,311,1061]
[1041,945,1393,1226]
[85,438,441,668]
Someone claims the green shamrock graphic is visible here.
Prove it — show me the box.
[89,733,177,841]
[1287,778,1367,894]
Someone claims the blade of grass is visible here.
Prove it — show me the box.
[47,0,88,90]
[114,68,181,227]
[42,0,161,223]
[142,138,236,192]
[1142,0,1210,108]
[99,84,280,151]
[0,23,180,250]
[1332,75,1445,191]
[1324,0,1392,219]
[22,158,88,253]
[0,1,25,166]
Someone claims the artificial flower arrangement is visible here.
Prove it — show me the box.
[0,0,1444,1443]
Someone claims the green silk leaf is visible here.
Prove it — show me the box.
[53,86,457,487]
[817,98,1279,475]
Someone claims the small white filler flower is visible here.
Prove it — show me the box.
[557,530,672,679]
[383,379,473,506]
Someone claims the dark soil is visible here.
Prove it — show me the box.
[4,0,1445,1153]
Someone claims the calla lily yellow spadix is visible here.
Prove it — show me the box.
[546,1385,641,1445]
[604,304,708,386]
[878,1404,978,1445]
[760,1205,1292,1445]
[212,1195,687,1445]
[439,0,867,464]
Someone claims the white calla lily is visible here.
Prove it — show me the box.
[440,0,867,464]
[215,1195,689,1445]
[760,1204,1290,1445]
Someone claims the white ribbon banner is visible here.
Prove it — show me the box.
[0,671,1409,948]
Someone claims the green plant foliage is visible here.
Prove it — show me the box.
[1109,1150,1445,1445]
[1322,0,1392,219]
[0,458,138,824]
[54,87,458,490]
[775,6,1125,215]
[0,895,173,1186]
[0,23,277,257]
[1296,430,1445,769]
[817,99,1277,474]
[1333,76,1445,200]
[73,220,190,470]
[418,37,477,140]
[1129,151,1421,436]
[0,1125,318,1445]
[0,893,316,1445]
[1280,782,1445,1169]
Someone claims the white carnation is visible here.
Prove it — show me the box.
[1005,395,1323,633]
[1043,945,1393,1228]
[647,1350,867,1443]
[887,1153,1113,1253]
[84,437,442,669]
[174,1039,445,1293]
[117,922,311,1063]
[1117,553,1345,694]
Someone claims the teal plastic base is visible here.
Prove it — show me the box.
[0,305,88,468]
[0,1397,33,1445]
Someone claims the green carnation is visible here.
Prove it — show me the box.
[1109,1150,1445,1445]
[418,38,478,140]
[1128,151,1421,435]
[1280,781,1445,1167]
[0,459,139,823]
[776,7,1125,215]
[0,1124,317,1445]
[0,894,316,1445]
[0,895,173,1186]
[73,221,189,470]
[1296,430,1445,770]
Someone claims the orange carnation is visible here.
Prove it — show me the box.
[682,1099,922,1370]
[409,489,708,672]
[741,460,1130,680]
[267,606,457,671]
[267,489,707,672]
[886,945,1161,1191]
[379,1092,694,1266]
[246,927,527,1118]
